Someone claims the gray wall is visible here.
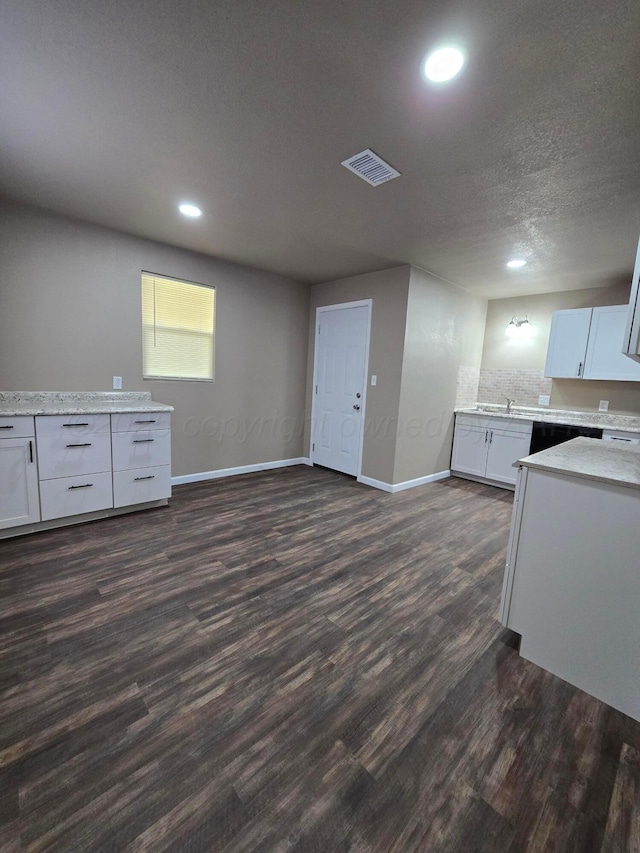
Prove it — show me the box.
[394,268,487,483]
[307,266,411,484]
[481,283,640,414]
[0,200,310,476]
[307,265,487,486]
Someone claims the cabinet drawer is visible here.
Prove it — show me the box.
[111,429,171,471]
[39,471,113,521]
[111,412,171,432]
[456,414,532,436]
[0,416,35,438]
[113,465,171,507]
[37,433,112,480]
[36,414,111,437]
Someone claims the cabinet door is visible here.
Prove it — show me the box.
[485,429,532,486]
[451,424,489,476]
[499,465,528,628]
[583,305,640,381]
[0,438,40,529]
[544,308,592,378]
[622,235,640,361]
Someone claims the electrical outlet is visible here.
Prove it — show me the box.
[538,395,550,406]
[371,375,377,386]
[113,376,122,390]
[599,400,609,412]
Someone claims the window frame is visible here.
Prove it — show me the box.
[141,271,216,382]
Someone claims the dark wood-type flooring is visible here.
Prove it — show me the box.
[1,466,639,851]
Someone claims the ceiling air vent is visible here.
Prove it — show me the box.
[341,149,401,186]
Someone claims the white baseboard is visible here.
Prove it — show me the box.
[172,457,312,486]
[357,475,395,492]
[357,469,450,493]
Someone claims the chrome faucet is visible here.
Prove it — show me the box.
[506,398,516,413]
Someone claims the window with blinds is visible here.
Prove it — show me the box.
[141,272,215,381]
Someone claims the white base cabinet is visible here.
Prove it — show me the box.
[451,415,533,488]
[0,409,171,538]
[36,413,113,520]
[111,413,171,508]
[0,419,40,530]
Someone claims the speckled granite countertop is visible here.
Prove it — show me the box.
[517,437,640,490]
[455,404,640,434]
[0,392,173,416]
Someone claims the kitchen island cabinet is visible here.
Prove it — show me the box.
[500,437,640,722]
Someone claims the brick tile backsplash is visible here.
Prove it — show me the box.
[455,365,481,409]
[477,368,552,407]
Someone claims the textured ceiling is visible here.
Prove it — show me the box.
[1,0,639,298]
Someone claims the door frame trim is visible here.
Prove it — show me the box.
[310,299,372,479]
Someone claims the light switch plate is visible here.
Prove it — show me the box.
[538,395,550,406]
[113,376,123,390]
[371,375,377,386]
[599,400,609,412]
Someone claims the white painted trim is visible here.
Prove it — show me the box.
[172,457,311,486]
[357,475,394,493]
[310,300,372,480]
[0,499,168,540]
[313,299,374,313]
[450,470,515,491]
[390,470,451,492]
[357,469,450,493]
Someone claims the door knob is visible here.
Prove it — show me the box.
[353,404,361,411]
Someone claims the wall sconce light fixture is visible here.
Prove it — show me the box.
[505,316,534,338]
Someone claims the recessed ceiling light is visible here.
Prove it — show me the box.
[423,46,466,83]
[178,203,202,218]
[506,259,527,269]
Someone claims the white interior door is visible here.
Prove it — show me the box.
[313,304,370,476]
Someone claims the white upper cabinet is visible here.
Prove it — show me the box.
[544,308,592,378]
[622,235,640,362]
[583,306,640,381]
[545,304,640,382]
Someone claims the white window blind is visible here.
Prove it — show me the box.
[141,272,215,380]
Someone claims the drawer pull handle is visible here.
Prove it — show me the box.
[0,425,14,429]
[135,419,156,424]
[63,422,89,427]
[66,443,93,448]
[134,475,155,481]
[68,483,93,490]
[29,440,33,463]
[133,438,155,443]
